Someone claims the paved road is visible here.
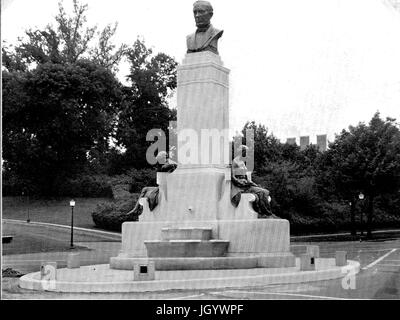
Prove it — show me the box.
[2,220,399,300]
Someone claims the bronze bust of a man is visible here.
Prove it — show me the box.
[187,1,223,55]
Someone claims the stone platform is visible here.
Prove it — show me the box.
[19,259,360,293]
[111,252,296,270]
[114,219,291,258]
[110,219,295,270]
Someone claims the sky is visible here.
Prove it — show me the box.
[2,0,400,143]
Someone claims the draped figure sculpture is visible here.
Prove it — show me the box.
[127,151,177,218]
[231,145,278,218]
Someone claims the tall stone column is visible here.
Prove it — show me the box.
[176,51,230,167]
[162,51,231,221]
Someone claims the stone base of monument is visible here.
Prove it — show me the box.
[110,221,295,270]
[111,252,296,271]
[114,219,292,256]
[19,259,360,293]
[109,219,295,270]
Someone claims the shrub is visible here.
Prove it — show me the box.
[90,169,158,231]
[91,194,140,232]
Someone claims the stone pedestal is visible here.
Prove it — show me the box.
[177,52,230,167]
[306,245,320,258]
[110,51,295,271]
[300,254,316,271]
[335,251,347,266]
[115,219,290,258]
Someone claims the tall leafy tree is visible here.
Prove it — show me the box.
[240,121,282,170]
[317,112,400,237]
[115,39,177,170]
[2,0,125,72]
[90,23,127,73]
[3,60,122,195]
[2,0,125,195]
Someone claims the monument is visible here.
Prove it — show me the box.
[18,1,360,293]
[110,0,295,271]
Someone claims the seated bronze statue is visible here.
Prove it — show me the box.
[127,151,177,217]
[231,145,278,218]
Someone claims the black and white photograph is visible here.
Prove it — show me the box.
[1,0,400,307]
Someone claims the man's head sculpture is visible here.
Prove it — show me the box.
[186,0,223,55]
[235,145,249,158]
[193,1,213,29]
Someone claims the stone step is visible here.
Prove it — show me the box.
[144,240,229,257]
[110,252,296,270]
[161,227,212,241]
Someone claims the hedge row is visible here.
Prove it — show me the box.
[3,169,157,198]
[91,195,400,233]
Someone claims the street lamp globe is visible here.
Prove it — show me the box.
[358,193,364,200]
[70,200,75,207]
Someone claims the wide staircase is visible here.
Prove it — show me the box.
[143,227,259,270]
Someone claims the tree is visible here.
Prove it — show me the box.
[2,0,128,195]
[90,23,127,73]
[240,121,282,170]
[115,39,177,170]
[317,112,400,238]
[2,0,125,72]
[2,60,122,195]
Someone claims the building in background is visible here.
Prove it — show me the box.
[299,136,310,151]
[285,134,327,152]
[316,134,327,152]
[286,137,296,145]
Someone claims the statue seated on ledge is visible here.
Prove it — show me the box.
[126,151,177,218]
[187,1,223,55]
[231,145,279,219]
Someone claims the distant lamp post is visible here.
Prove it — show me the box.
[349,200,355,236]
[69,200,75,248]
[359,193,365,236]
[22,190,30,223]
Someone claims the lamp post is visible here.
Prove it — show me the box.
[349,200,356,236]
[22,190,30,223]
[69,200,75,248]
[359,193,365,236]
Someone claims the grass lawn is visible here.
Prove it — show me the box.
[2,197,111,229]
[2,222,91,255]
[2,221,119,255]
